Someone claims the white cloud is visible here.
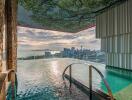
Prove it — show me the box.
[17,26,100,51]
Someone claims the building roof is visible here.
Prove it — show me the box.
[95,0,127,15]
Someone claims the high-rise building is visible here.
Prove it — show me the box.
[96,0,132,71]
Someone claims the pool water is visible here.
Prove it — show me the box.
[16,58,132,100]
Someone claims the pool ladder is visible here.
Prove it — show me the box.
[0,69,17,100]
[62,63,114,100]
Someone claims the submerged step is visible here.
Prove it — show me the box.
[64,74,113,100]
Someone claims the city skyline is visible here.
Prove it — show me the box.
[17,26,101,51]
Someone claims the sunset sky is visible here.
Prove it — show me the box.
[17,26,100,51]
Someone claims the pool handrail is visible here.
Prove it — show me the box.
[0,69,16,100]
[62,63,114,100]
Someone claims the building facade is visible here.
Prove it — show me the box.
[96,0,132,71]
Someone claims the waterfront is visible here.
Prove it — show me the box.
[16,58,132,100]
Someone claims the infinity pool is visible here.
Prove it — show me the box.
[16,58,132,100]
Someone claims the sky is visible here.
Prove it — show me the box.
[17,26,101,51]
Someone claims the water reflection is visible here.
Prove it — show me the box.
[101,70,132,93]
[16,58,89,100]
[51,60,59,76]
[15,58,132,100]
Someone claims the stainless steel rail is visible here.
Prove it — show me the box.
[62,63,114,100]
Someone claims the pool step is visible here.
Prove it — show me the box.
[64,74,113,100]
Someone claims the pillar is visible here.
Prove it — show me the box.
[0,0,5,72]
[5,0,17,71]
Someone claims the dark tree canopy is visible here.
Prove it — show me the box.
[18,0,120,32]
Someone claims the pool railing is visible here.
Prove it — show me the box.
[0,69,17,100]
[62,63,114,100]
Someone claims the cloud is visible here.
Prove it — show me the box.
[17,26,100,51]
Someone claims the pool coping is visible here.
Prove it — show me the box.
[114,84,132,100]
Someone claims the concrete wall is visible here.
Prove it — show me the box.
[96,0,132,70]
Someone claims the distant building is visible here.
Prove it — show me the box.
[60,47,105,63]
[45,51,51,57]
[54,53,62,57]
[62,48,70,57]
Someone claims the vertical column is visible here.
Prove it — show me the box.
[5,0,17,71]
[0,0,5,72]
[89,65,92,100]
[4,0,18,99]
[0,81,6,100]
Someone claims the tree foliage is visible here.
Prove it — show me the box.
[18,0,117,32]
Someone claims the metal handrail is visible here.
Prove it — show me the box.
[62,63,114,100]
[62,63,83,79]
[0,69,16,100]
